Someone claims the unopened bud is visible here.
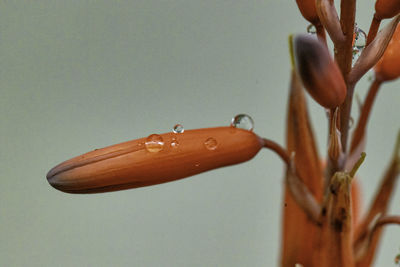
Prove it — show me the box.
[294,34,347,108]
[375,24,400,82]
[295,0,319,24]
[46,127,263,193]
[375,0,400,20]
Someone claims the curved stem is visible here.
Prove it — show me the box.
[350,79,382,153]
[262,138,290,165]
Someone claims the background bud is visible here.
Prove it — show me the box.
[375,24,400,82]
[295,0,320,24]
[375,0,400,20]
[294,34,347,108]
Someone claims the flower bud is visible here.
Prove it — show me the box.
[374,24,400,82]
[375,0,400,20]
[295,0,319,24]
[47,127,263,193]
[294,34,347,108]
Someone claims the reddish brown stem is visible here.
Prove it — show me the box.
[374,215,400,229]
[336,0,356,157]
[350,79,382,153]
[366,15,381,46]
[262,138,290,165]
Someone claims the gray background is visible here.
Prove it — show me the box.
[1,1,399,266]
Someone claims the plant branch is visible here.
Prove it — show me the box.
[262,138,290,165]
[366,15,381,46]
[334,0,356,156]
[350,79,382,153]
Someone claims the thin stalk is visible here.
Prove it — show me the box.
[337,0,356,157]
[366,16,381,46]
[262,138,290,165]
[350,79,382,153]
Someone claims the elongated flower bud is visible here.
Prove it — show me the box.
[47,127,263,193]
[294,34,347,108]
[375,0,400,20]
[375,24,400,82]
[295,0,320,24]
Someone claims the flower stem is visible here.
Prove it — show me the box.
[350,79,382,153]
[262,138,290,165]
[366,15,381,46]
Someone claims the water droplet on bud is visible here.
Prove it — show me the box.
[173,124,184,133]
[170,138,179,148]
[231,114,254,131]
[204,137,218,151]
[307,24,316,34]
[145,134,164,152]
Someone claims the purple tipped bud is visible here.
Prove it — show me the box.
[294,34,347,108]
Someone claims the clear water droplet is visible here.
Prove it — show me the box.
[173,124,184,133]
[231,114,254,131]
[349,117,354,129]
[204,137,218,151]
[307,24,316,34]
[354,25,366,50]
[170,138,179,148]
[352,24,366,63]
[145,134,164,152]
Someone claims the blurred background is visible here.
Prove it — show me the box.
[1,1,399,266]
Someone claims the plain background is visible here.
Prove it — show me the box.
[1,1,400,266]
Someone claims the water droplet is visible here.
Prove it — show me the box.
[145,134,164,152]
[231,114,254,131]
[195,163,200,167]
[349,117,354,129]
[354,25,366,50]
[170,138,179,148]
[352,24,366,62]
[307,24,316,34]
[173,124,184,133]
[204,137,218,151]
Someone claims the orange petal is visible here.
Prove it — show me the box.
[320,173,355,267]
[374,23,400,82]
[281,71,323,267]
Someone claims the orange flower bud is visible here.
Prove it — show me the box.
[375,0,400,20]
[374,24,400,82]
[47,127,263,193]
[295,0,319,24]
[294,34,347,108]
